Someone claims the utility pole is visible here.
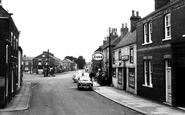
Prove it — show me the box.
[47,49,49,77]
[108,27,112,86]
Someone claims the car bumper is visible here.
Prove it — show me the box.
[78,84,93,89]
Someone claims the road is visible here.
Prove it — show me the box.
[2,71,143,115]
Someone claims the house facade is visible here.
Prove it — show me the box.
[111,11,140,94]
[101,29,119,85]
[22,55,34,74]
[32,51,62,74]
[136,0,185,107]
[18,47,23,90]
[0,5,21,108]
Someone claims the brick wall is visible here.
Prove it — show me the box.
[137,47,172,102]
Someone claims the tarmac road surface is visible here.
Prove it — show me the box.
[1,71,142,115]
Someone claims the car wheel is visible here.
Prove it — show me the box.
[77,85,80,90]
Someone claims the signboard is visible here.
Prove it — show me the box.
[92,51,104,61]
[121,55,129,61]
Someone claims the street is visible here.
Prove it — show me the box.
[1,71,142,115]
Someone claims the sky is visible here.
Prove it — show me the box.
[2,0,154,62]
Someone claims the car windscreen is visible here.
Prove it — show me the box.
[79,77,90,81]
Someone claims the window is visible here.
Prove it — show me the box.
[118,68,122,84]
[130,47,134,63]
[144,23,147,44]
[25,61,29,65]
[118,50,121,61]
[129,68,135,88]
[11,32,13,46]
[6,45,8,64]
[164,13,171,40]
[112,51,115,64]
[143,22,153,45]
[143,60,153,87]
[149,22,152,43]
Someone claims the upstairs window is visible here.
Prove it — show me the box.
[143,22,153,45]
[118,50,122,61]
[143,23,147,44]
[130,47,134,63]
[164,13,171,40]
[149,22,153,43]
[112,51,115,64]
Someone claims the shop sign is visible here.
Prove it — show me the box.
[121,55,129,61]
[92,52,104,61]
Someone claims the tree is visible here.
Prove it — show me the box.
[76,56,86,69]
[64,56,76,62]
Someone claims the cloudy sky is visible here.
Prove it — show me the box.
[3,0,154,62]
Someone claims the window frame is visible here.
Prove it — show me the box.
[149,22,153,43]
[130,47,134,63]
[143,59,153,88]
[142,22,153,45]
[163,13,171,41]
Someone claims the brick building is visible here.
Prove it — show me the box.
[22,55,34,74]
[136,0,185,107]
[32,51,62,74]
[0,5,21,108]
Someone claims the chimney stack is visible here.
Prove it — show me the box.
[130,10,141,32]
[120,23,128,38]
[155,0,170,10]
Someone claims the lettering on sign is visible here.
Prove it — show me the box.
[92,52,104,61]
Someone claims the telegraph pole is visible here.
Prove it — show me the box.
[47,49,49,76]
[108,27,112,86]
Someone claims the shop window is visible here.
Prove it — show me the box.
[129,68,135,88]
[118,69,122,84]
[112,68,116,78]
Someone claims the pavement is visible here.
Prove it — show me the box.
[0,82,32,112]
[93,81,185,115]
[1,76,185,115]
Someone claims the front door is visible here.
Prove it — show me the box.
[165,60,172,104]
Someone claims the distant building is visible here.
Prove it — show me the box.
[32,51,62,74]
[22,55,34,74]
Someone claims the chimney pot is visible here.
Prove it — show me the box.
[122,23,124,28]
[125,23,127,28]
[136,11,139,17]
[132,10,135,16]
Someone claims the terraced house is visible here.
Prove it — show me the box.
[0,4,21,108]
[112,11,140,94]
[136,0,185,108]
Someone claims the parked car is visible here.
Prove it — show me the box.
[73,71,83,83]
[77,76,93,90]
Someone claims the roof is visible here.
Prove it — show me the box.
[137,0,182,23]
[22,56,34,61]
[101,36,121,50]
[113,30,136,50]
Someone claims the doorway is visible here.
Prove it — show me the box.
[123,67,127,90]
[165,60,172,104]
[176,66,185,107]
